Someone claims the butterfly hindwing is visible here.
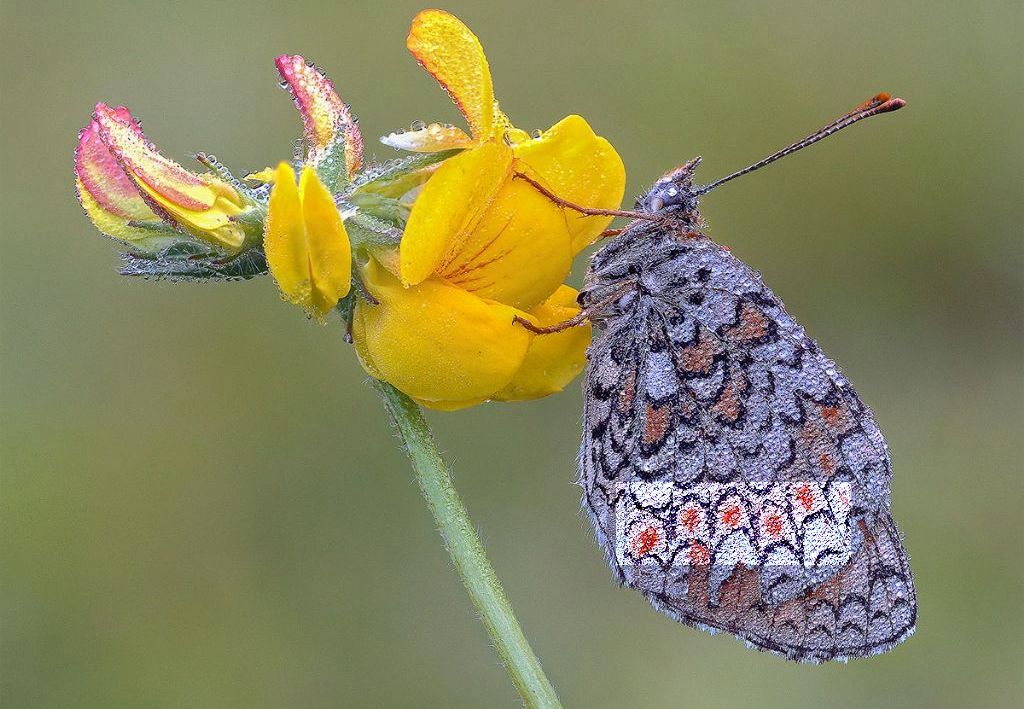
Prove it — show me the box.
[645,511,916,662]
[580,233,916,661]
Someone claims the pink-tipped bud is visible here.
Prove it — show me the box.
[85,103,248,251]
[275,54,363,175]
[74,106,184,252]
[76,106,154,221]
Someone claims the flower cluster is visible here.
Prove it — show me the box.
[75,9,625,409]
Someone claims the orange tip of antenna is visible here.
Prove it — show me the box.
[852,93,890,112]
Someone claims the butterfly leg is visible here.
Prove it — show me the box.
[512,281,636,335]
[513,310,589,335]
[513,172,665,225]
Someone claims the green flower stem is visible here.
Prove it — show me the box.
[373,380,563,709]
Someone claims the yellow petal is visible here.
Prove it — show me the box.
[439,171,573,311]
[399,141,512,286]
[75,176,178,252]
[139,176,247,250]
[367,243,401,278]
[503,126,531,144]
[494,285,592,401]
[245,167,276,184]
[352,258,532,405]
[264,163,351,321]
[300,166,352,312]
[380,123,474,153]
[407,9,495,140]
[513,114,626,253]
[265,163,309,303]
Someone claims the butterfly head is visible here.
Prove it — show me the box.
[641,157,703,220]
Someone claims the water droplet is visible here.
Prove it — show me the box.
[410,120,426,131]
[531,129,543,139]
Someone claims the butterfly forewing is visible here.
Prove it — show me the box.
[580,230,916,661]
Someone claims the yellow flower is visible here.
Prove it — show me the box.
[354,9,625,410]
[76,103,249,252]
[264,163,352,321]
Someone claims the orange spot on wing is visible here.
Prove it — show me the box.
[820,404,845,427]
[721,504,742,528]
[679,507,701,532]
[631,526,660,556]
[710,382,742,422]
[818,452,837,475]
[642,403,671,446]
[726,302,769,342]
[764,513,783,537]
[795,484,815,511]
[678,337,718,374]
[688,542,710,565]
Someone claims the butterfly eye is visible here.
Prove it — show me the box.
[650,196,665,211]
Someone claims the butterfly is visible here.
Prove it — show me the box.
[516,93,916,662]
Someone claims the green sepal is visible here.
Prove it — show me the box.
[231,204,268,253]
[347,192,410,227]
[119,242,268,281]
[314,121,352,194]
[120,220,193,255]
[345,211,403,248]
[349,149,461,198]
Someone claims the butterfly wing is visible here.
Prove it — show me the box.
[645,511,916,662]
[580,236,916,661]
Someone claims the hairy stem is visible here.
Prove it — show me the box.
[373,380,562,708]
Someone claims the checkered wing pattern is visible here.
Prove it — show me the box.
[580,232,916,661]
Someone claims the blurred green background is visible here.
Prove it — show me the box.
[2,1,1021,707]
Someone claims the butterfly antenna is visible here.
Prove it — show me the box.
[697,93,906,195]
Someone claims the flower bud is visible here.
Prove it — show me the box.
[86,103,249,251]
